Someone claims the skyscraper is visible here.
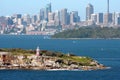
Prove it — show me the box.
[44,3,52,21]
[104,0,113,25]
[70,11,80,24]
[39,3,52,21]
[86,3,94,21]
[54,11,60,26]
[48,12,55,22]
[91,14,97,23]
[60,8,68,25]
[46,3,52,12]
[97,13,103,24]
[40,8,45,21]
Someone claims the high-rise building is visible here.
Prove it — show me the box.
[97,13,103,24]
[32,15,37,23]
[13,14,22,19]
[70,11,80,24]
[48,12,55,22]
[40,8,45,21]
[54,11,60,26]
[46,3,52,12]
[115,13,120,25]
[17,18,23,25]
[91,14,97,23]
[44,3,52,21]
[86,3,94,21]
[23,14,31,25]
[104,0,113,25]
[60,8,68,25]
[7,17,13,25]
[103,13,112,25]
[39,3,52,22]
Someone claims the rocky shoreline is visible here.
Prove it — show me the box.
[0,48,108,71]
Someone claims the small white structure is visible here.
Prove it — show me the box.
[36,46,40,56]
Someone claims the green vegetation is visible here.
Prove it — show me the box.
[0,48,35,56]
[52,27,120,38]
[0,48,94,66]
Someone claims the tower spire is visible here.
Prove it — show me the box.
[107,0,109,14]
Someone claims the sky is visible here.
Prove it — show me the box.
[0,0,119,20]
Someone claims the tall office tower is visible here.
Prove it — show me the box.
[86,3,94,21]
[40,8,45,21]
[115,13,120,25]
[43,3,52,21]
[32,15,37,24]
[48,12,55,22]
[44,7,48,21]
[112,12,116,25]
[97,13,103,24]
[13,14,22,19]
[46,3,52,12]
[54,11,60,26]
[103,13,112,25]
[60,8,68,25]
[67,13,70,25]
[7,17,13,25]
[91,14,97,23]
[70,11,80,24]
[23,14,31,25]
[17,18,23,25]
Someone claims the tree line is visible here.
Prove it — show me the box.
[52,27,120,38]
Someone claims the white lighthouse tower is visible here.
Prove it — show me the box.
[36,46,40,56]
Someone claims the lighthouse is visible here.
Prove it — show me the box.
[36,46,40,56]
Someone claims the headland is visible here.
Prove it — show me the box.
[0,48,108,71]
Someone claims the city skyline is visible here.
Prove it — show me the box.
[0,0,119,20]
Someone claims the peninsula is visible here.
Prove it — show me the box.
[52,27,120,39]
[0,48,107,71]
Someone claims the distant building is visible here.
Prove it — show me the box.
[91,14,97,24]
[44,3,52,21]
[48,12,55,22]
[23,14,31,25]
[40,8,45,21]
[46,3,52,13]
[60,8,68,25]
[17,18,23,25]
[32,15,37,24]
[97,13,103,25]
[54,11,60,26]
[70,11,80,25]
[86,3,94,21]
[115,13,120,25]
[12,14,22,19]
[103,13,112,25]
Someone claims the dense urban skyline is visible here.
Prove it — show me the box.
[0,0,119,20]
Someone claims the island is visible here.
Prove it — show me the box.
[0,47,107,71]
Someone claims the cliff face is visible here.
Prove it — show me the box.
[0,48,107,70]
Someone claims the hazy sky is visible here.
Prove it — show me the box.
[0,0,119,20]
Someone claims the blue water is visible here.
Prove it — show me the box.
[0,35,120,80]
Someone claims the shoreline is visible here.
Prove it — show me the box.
[1,34,120,40]
[0,48,109,71]
[51,37,120,40]
[0,66,110,71]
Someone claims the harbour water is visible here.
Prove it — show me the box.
[0,35,120,80]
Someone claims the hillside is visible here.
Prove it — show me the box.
[52,27,120,38]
